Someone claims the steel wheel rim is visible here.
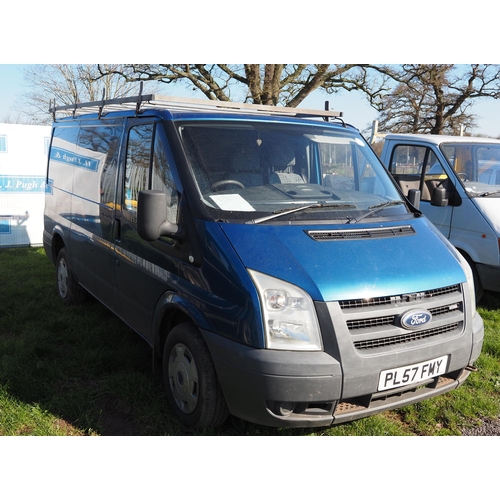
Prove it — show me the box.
[57,258,68,298]
[168,343,199,414]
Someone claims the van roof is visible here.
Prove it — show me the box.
[49,93,344,123]
[384,133,500,145]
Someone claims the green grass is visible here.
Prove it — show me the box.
[0,246,499,435]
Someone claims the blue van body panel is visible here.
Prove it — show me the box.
[176,219,265,348]
[219,217,467,302]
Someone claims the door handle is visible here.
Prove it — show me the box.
[114,218,121,241]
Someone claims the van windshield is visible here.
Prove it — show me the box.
[179,120,406,222]
[441,142,500,197]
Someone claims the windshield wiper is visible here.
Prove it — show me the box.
[479,189,500,197]
[347,200,406,224]
[246,203,356,224]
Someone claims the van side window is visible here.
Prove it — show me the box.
[390,145,426,175]
[152,133,179,223]
[76,126,121,205]
[124,123,179,223]
[125,124,153,213]
[48,126,80,193]
[390,145,449,202]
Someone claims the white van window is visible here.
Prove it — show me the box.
[390,145,449,202]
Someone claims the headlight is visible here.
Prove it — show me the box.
[248,269,323,351]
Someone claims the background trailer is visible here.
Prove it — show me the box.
[0,123,51,247]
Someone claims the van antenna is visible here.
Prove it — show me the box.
[324,101,330,122]
[98,88,106,119]
[135,82,144,115]
[72,91,79,118]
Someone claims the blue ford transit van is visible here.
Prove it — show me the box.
[43,94,484,428]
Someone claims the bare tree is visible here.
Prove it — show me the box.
[96,64,366,107]
[358,64,500,135]
[19,65,147,124]
[15,64,500,135]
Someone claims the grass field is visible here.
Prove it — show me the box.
[0,246,499,436]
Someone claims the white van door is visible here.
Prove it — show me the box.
[388,143,454,238]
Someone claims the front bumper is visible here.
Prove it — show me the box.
[202,284,484,429]
[202,312,483,428]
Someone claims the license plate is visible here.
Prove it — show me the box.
[378,355,449,392]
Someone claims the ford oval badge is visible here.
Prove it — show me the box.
[400,309,432,330]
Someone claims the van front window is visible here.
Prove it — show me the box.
[180,121,406,222]
[442,143,500,196]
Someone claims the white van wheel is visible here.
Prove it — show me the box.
[460,252,484,304]
[163,323,228,428]
[56,248,86,305]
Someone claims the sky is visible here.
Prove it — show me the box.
[2,63,500,138]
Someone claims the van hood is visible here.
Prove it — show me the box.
[473,197,500,235]
[220,218,466,302]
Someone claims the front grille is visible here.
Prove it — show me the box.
[340,284,460,310]
[338,284,464,351]
[346,302,462,331]
[348,315,395,330]
[353,323,459,350]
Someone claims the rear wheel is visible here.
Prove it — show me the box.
[56,247,86,305]
[163,323,228,428]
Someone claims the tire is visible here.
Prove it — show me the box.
[56,247,87,305]
[163,323,228,428]
[461,252,484,304]
[471,263,484,304]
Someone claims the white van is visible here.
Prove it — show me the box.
[381,134,500,301]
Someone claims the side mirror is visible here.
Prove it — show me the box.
[137,190,179,241]
[431,186,449,207]
[407,189,421,210]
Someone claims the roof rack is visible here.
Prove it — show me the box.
[49,92,344,123]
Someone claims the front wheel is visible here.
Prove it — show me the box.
[163,323,228,428]
[460,251,484,304]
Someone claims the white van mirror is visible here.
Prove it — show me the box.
[137,190,179,241]
[431,186,449,207]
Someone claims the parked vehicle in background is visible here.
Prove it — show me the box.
[381,133,500,302]
[43,95,483,428]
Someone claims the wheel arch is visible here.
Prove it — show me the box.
[151,292,212,372]
[457,247,484,302]
[50,228,66,263]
